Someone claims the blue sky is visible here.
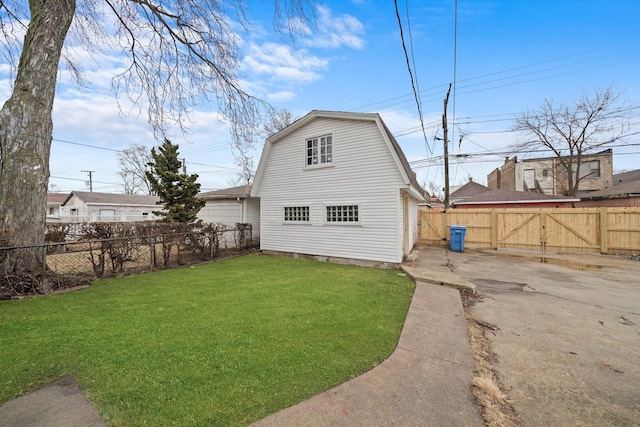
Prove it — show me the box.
[2,0,639,193]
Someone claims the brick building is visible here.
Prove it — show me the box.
[488,149,613,196]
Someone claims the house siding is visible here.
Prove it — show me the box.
[198,198,261,237]
[246,198,261,237]
[409,195,418,250]
[60,195,156,219]
[258,117,410,263]
[199,200,242,224]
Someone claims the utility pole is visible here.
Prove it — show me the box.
[81,170,95,192]
[442,84,452,209]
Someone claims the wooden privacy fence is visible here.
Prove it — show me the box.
[418,207,640,254]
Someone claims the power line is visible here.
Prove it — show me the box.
[371,52,640,115]
[49,136,238,170]
[394,0,433,155]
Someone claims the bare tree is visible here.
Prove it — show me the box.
[263,108,297,137]
[511,88,637,196]
[0,1,315,275]
[231,107,298,185]
[117,144,153,195]
[422,179,443,201]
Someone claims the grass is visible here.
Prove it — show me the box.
[0,254,415,426]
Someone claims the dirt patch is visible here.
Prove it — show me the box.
[462,290,520,427]
[0,274,91,300]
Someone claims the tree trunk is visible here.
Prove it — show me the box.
[0,0,75,275]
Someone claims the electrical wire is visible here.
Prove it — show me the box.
[393,0,433,155]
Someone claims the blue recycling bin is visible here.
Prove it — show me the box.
[449,225,467,252]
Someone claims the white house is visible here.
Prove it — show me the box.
[46,193,69,219]
[58,191,161,222]
[250,110,425,265]
[198,184,260,237]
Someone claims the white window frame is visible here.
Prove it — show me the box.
[305,135,333,168]
[283,206,310,223]
[325,204,360,224]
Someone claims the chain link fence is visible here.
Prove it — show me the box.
[1,222,254,299]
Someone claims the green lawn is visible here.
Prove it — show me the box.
[0,254,415,426]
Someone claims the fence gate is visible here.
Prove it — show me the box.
[494,210,543,251]
[540,210,600,252]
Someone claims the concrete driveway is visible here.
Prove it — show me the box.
[415,246,640,427]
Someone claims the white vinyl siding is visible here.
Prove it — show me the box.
[405,194,419,256]
[246,198,260,237]
[59,194,158,220]
[198,200,242,224]
[256,117,416,263]
[198,198,261,237]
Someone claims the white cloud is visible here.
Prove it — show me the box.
[267,91,297,102]
[242,42,327,83]
[304,5,365,49]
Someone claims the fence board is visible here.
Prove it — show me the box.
[418,207,640,254]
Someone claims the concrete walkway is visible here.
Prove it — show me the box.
[251,261,482,426]
[0,376,106,427]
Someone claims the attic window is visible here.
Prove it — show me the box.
[306,135,332,166]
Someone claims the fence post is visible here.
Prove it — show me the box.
[539,210,547,253]
[209,230,214,260]
[149,235,155,272]
[441,210,448,244]
[41,244,47,284]
[599,208,608,254]
[491,209,498,250]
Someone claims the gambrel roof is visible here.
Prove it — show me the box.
[251,110,424,201]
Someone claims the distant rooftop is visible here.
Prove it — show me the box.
[199,184,252,199]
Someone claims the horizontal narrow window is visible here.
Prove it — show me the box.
[284,206,309,222]
[326,205,359,223]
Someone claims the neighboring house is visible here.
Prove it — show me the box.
[488,149,613,196]
[250,110,425,265]
[420,194,445,210]
[577,169,640,207]
[451,188,579,209]
[57,191,161,222]
[46,193,69,218]
[198,184,260,237]
[449,178,491,206]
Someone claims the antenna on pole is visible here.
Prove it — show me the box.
[81,170,95,192]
